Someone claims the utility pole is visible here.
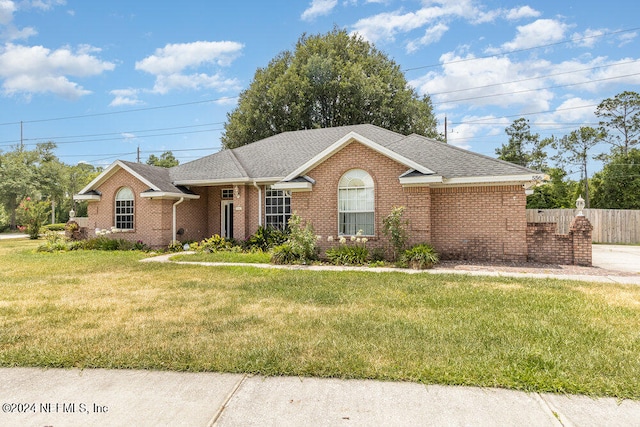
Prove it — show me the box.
[20,121,24,150]
[444,116,447,144]
[137,145,141,163]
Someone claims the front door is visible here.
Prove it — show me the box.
[221,201,234,239]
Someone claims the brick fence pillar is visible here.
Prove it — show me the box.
[570,215,593,266]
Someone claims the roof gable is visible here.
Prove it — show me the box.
[282,131,436,181]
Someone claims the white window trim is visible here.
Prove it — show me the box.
[114,187,134,231]
[338,169,375,236]
[264,186,291,230]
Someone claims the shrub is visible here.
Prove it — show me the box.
[325,245,369,265]
[84,237,134,251]
[37,231,70,252]
[16,197,50,239]
[382,206,408,261]
[270,243,298,265]
[198,234,234,252]
[401,243,439,269]
[325,232,369,265]
[244,226,288,251]
[285,214,318,263]
[44,223,66,231]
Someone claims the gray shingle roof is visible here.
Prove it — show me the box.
[119,161,188,193]
[169,124,536,184]
[91,125,536,194]
[386,134,537,178]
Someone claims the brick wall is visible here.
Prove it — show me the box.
[526,215,593,266]
[430,185,528,262]
[291,141,431,255]
[87,168,173,247]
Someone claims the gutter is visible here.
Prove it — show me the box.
[253,181,262,227]
[172,197,185,244]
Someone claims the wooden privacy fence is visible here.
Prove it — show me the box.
[526,209,640,244]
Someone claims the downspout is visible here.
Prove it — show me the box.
[172,197,185,244]
[253,181,262,227]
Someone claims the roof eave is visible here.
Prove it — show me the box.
[139,192,200,200]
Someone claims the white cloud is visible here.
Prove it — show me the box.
[486,19,569,54]
[301,0,337,21]
[109,88,142,107]
[151,73,241,95]
[411,52,555,111]
[571,28,605,48]
[133,41,243,96]
[29,0,66,11]
[0,43,115,99]
[407,22,448,52]
[504,6,540,21]
[136,41,243,75]
[0,0,16,25]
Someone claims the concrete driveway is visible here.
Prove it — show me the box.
[592,244,640,274]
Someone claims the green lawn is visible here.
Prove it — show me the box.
[171,250,272,264]
[1,239,639,399]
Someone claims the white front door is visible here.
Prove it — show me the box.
[221,200,234,239]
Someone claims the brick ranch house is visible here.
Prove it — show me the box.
[74,124,592,264]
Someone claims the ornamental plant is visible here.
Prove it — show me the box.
[325,230,369,265]
[16,197,50,239]
[382,206,409,261]
[401,243,439,269]
[270,214,318,264]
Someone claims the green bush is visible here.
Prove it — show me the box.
[16,197,50,239]
[37,231,70,252]
[244,226,288,251]
[382,206,408,261]
[198,234,234,252]
[44,223,66,231]
[270,243,298,265]
[285,214,318,263]
[401,243,439,269]
[84,237,134,251]
[325,244,369,265]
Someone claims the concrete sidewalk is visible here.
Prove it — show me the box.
[1,368,639,427]
[143,252,640,285]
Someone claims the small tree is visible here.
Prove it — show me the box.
[16,197,50,239]
[382,206,408,261]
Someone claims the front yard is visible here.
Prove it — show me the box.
[1,239,639,399]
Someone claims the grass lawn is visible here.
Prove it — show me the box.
[171,250,272,264]
[1,239,639,399]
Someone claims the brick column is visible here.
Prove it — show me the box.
[570,216,593,266]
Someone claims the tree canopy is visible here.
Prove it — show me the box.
[495,118,549,171]
[221,28,438,149]
[595,90,640,156]
[147,151,179,168]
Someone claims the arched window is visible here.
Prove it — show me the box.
[338,169,374,236]
[115,187,134,230]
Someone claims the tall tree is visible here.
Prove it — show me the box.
[0,147,39,228]
[526,168,579,209]
[34,142,66,223]
[553,127,605,208]
[591,148,640,209]
[221,28,438,148]
[495,118,550,170]
[147,151,179,168]
[595,91,640,156]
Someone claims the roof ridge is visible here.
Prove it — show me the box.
[227,149,249,178]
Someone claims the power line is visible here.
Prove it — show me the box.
[0,96,238,127]
[403,26,640,72]
[426,59,640,97]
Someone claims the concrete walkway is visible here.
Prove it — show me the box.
[142,252,640,285]
[1,368,639,427]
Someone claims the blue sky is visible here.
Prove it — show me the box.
[1,0,639,177]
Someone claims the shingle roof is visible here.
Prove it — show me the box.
[81,124,537,196]
[169,124,536,183]
[118,160,187,193]
[170,124,406,182]
[386,134,536,178]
